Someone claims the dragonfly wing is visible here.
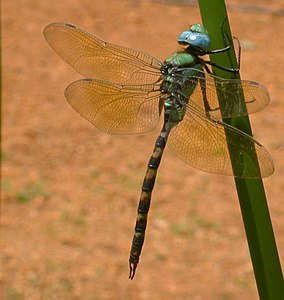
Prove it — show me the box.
[168,100,274,178]
[43,22,162,84]
[186,70,270,118]
[65,79,162,134]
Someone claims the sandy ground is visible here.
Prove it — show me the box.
[2,0,284,299]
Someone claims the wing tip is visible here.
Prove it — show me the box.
[43,22,76,35]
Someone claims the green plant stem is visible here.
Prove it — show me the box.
[198,1,284,299]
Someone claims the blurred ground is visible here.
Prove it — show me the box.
[1,0,284,299]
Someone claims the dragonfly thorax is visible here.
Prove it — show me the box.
[161,51,202,91]
[160,52,205,130]
[164,52,197,69]
[160,52,203,102]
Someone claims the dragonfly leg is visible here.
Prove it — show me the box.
[199,70,256,119]
[198,74,215,118]
[203,35,241,73]
[203,60,239,73]
[233,36,241,69]
[203,18,241,73]
[220,17,241,70]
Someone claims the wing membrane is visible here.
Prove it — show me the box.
[43,22,162,84]
[65,79,162,134]
[180,69,270,118]
[168,100,274,178]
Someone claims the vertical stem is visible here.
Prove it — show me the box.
[198,1,284,299]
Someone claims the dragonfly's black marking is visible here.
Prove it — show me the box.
[66,23,76,29]
[43,22,273,281]
[129,128,168,279]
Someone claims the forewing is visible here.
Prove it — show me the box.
[168,101,274,178]
[43,22,162,84]
[65,79,162,134]
[186,70,270,118]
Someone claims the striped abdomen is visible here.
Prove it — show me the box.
[129,132,167,279]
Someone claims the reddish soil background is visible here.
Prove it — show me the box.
[2,1,284,299]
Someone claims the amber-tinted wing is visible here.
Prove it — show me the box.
[182,69,270,118]
[43,22,161,84]
[65,79,162,134]
[168,100,274,178]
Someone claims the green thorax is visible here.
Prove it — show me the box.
[163,51,203,98]
[161,51,204,130]
[165,51,202,70]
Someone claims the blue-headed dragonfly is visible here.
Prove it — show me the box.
[43,22,274,279]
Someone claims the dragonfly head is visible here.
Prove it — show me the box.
[178,24,211,55]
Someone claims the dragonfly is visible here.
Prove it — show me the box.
[43,22,274,279]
